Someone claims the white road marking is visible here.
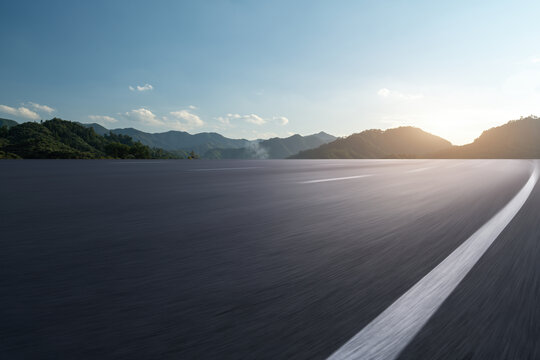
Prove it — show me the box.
[114,161,167,164]
[405,167,431,173]
[299,175,373,184]
[189,167,261,171]
[328,163,539,360]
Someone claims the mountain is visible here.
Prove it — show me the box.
[432,116,540,158]
[84,122,109,136]
[84,123,335,159]
[0,118,186,159]
[309,131,336,143]
[293,127,452,159]
[204,132,337,159]
[8,116,540,159]
[84,124,251,154]
[0,118,18,129]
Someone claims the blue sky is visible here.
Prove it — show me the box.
[2,0,540,144]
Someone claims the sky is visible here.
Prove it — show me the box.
[2,0,540,144]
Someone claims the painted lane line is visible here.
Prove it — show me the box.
[328,163,539,360]
[189,167,261,171]
[405,167,431,173]
[114,161,167,164]
[299,175,373,184]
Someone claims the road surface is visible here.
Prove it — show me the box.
[0,159,538,359]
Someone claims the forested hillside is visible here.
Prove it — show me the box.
[0,118,189,159]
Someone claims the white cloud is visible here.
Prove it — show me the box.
[216,116,231,125]
[88,115,118,124]
[377,88,391,97]
[0,105,40,120]
[274,116,289,125]
[129,83,154,92]
[17,107,40,120]
[216,112,286,127]
[377,88,423,100]
[124,107,205,131]
[28,102,55,113]
[188,105,197,110]
[219,113,266,125]
[244,114,265,125]
[125,108,164,126]
[169,109,204,130]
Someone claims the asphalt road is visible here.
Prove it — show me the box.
[0,159,538,359]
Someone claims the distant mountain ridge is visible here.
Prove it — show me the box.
[0,118,18,129]
[204,132,336,159]
[84,123,251,155]
[293,127,452,159]
[84,123,336,159]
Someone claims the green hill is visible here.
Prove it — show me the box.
[0,118,187,159]
[293,127,452,159]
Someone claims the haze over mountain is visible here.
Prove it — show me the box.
[432,116,540,159]
[293,127,452,159]
[204,132,336,159]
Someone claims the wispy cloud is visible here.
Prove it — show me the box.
[124,108,164,126]
[168,109,204,130]
[216,116,231,125]
[88,115,118,124]
[243,114,265,125]
[377,88,391,97]
[188,105,197,110]
[377,88,423,100]
[28,102,55,113]
[274,116,289,125]
[217,113,266,126]
[0,104,40,120]
[124,107,205,131]
[129,83,154,92]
